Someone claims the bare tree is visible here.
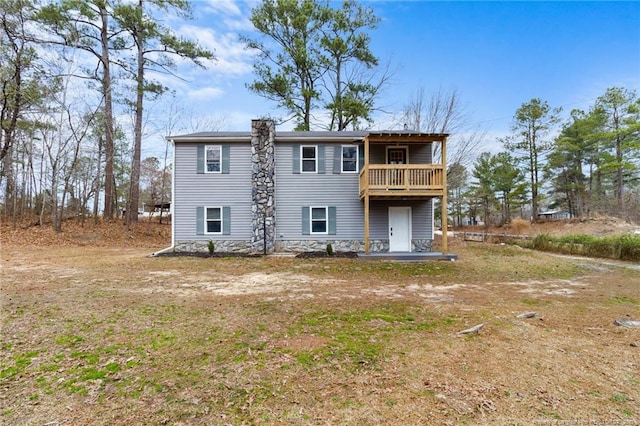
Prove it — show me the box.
[36,0,124,220]
[400,87,485,169]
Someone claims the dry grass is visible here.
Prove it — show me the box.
[509,218,531,234]
[1,223,640,425]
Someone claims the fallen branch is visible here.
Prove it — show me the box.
[457,323,484,335]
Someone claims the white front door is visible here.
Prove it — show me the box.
[389,207,411,252]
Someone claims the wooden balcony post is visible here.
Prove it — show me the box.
[441,137,448,253]
[364,136,370,254]
[364,195,370,254]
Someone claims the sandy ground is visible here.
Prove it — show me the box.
[1,220,639,424]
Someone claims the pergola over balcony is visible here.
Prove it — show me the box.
[360,131,450,254]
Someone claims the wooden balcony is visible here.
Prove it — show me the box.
[359,164,445,199]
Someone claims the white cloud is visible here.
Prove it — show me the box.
[188,86,225,100]
[197,0,257,31]
[175,25,255,76]
[201,0,242,16]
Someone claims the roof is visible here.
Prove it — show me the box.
[538,210,570,215]
[167,130,449,143]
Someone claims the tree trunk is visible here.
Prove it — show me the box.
[101,4,116,221]
[126,0,144,228]
[615,133,624,214]
[93,135,103,223]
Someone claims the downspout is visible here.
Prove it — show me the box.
[150,138,176,257]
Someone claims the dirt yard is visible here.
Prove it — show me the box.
[1,220,639,425]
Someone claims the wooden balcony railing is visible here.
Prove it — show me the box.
[359,164,445,198]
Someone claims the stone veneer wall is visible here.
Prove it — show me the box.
[250,119,276,254]
[174,240,252,253]
[275,239,434,253]
[174,239,433,254]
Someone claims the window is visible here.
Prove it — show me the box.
[205,207,222,234]
[205,145,221,173]
[342,145,358,173]
[301,145,317,172]
[302,206,336,235]
[197,145,229,174]
[311,207,327,234]
[197,206,230,235]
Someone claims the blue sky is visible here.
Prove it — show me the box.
[148,0,640,157]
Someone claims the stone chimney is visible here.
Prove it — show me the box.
[250,119,276,254]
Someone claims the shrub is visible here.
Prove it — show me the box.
[326,243,334,256]
[532,234,551,251]
[207,240,215,256]
[531,233,640,261]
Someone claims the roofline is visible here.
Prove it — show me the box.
[166,135,251,143]
[166,130,449,143]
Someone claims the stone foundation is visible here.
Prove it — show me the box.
[174,239,433,254]
[275,239,434,253]
[412,239,434,252]
[174,240,252,253]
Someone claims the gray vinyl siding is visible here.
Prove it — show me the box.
[369,145,386,164]
[368,199,433,239]
[275,142,364,240]
[368,143,433,164]
[410,143,433,164]
[275,141,433,241]
[173,139,434,246]
[173,142,252,241]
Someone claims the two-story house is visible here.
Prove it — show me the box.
[165,119,450,256]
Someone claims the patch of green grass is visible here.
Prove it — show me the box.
[142,328,177,350]
[611,393,628,403]
[39,363,60,372]
[70,351,99,364]
[294,350,317,367]
[35,376,54,394]
[521,298,550,307]
[0,350,42,379]
[63,379,88,396]
[607,296,639,305]
[284,305,453,370]
[55,334,84,346]
[80,367,107,381]
[105,362,120,373]
[539,409,562,419]
[330,329,382,366]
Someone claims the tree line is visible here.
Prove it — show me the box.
[449,89,640,227]
[2,0,638,233]
[1,0,211,230]
[1,0,392,231]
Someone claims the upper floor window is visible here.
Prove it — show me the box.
[206,145,221,173]
[342,145,358,173]
[301,145,317,173]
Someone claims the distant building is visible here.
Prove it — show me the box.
[537,210,570,220]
